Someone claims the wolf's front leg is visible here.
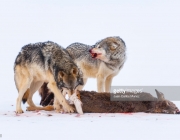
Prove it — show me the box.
[97,74,105,92]
[53,97,63,113]
[47,82,74,113]
[105,75,114,92]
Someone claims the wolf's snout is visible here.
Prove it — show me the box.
[71,90,73,95]
[69,89,74,95]
[89,48,96,58]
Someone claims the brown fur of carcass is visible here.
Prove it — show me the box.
[39,83,179,114]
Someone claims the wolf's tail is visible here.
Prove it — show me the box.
[22,89,30,104]
[14,52,22,71]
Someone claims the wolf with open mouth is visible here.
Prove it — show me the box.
[66,36,126,92]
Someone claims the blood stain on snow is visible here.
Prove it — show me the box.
[122,113,133,115]
[75,114,80,117]
[15,113,20,116]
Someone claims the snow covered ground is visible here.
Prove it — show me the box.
[0,99,180,140]
[0,0,180,140]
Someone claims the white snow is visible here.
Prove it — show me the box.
[1,100,180,140]
[0,0,180,140]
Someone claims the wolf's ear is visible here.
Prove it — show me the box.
[56,71,64,84]
[110,43,118,50]
[71,68,78,75]
[58,71,64,78]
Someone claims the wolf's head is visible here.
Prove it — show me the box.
[54,67,84,95]
[89,36,126,63]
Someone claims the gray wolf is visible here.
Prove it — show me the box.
[14,41,83,114]
[31,87,180,114]
[66,36,126,92]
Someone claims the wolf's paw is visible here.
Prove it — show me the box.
[54,104,63,113]
[16,109,24,114]
[55,109,63,113]
[63,104,74,113]
[54,108,64,113]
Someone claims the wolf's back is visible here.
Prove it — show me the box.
[14,44,43,67]
[66,43,100,67]
[66,43,92,59]
[14,41,61,70]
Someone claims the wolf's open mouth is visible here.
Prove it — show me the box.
[91,53,102,58]
[89,49,101,58]
[91,53,97,58]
